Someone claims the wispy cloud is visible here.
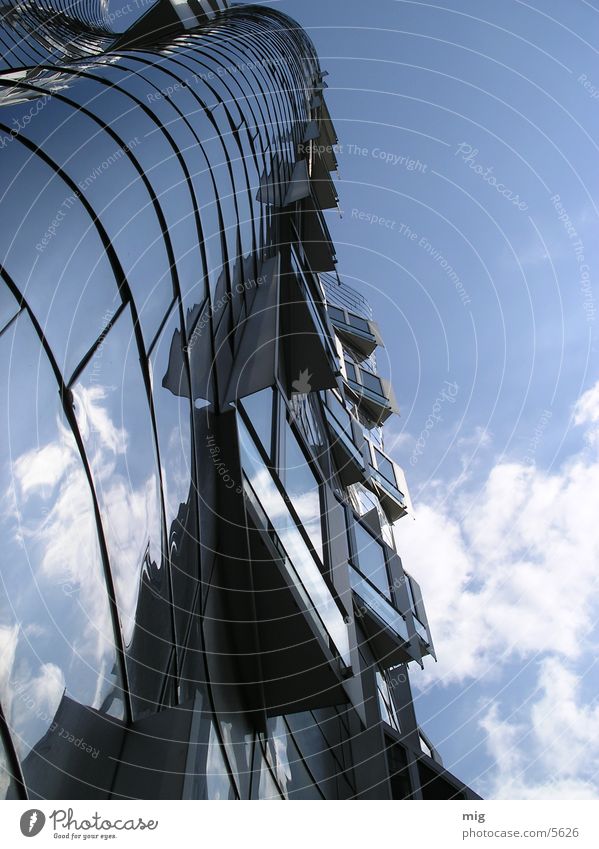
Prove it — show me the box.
[481,657,599,799]
[396,380,599,797]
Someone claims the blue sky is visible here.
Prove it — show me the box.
[258,0,599,799]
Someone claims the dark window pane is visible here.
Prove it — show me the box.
[326,391,352,435]
[353,521,390,598]
[281,419,323,561]
[375,448,396,485]
[361,370,383,395]
[348,314,371,333]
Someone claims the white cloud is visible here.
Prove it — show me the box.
[574,381,599,433]
[27,662,65,720]
[13,441,76,499]
[395,379,599,798]
[480,658,599,799]
[7,418,117,663]
[0,624,19,703]
[385,426,415,454]
[396,386,599,685]
[73,384,128,457]
[456,425,492,451]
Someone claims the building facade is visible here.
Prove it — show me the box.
[0,0,478,799]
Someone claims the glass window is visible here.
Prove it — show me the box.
[149,306,192,535]
[0,733,15,800]
[266,717,322,800]
[0,312,124,784]
[353,521,390,599]
[6,83,179,353]
[290,393,328,468]
[328,305,345,323]
[82,63,202,310]
[284,712,341,795]
[72,306,172,719]
[375,448,397,485]
[148,305,196,651]
[199,38,279,148]
[216,718,253,801]
[235,119,263,256]
[420,735,433,758]
[405,574,417,615]
[326,391,352,435]
[96,57,210,311]
[348,314,371,333]
[0,138,121,382]
[210,106,255,262]
[240,387,273,460]
[378,507,396,550]
[183,689,235,799]
[280,419,323,562]
[206,723,235,799]
[361,370,384,396]
[238,417,349,665]
[347,481,378,517]
[251,739,282,800]
[350,568,409,642]
[171,47,245,128]
[344,361,357,382]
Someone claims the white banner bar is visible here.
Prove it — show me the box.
[1,800,599,848]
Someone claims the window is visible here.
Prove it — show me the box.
[344,360,357,382]
[375,448,396,485]
[0,733,15,800]
[405,574,417,614]
[352,521,390,599]
[240,387,274,460]
[361,370,383,396]
[252,741,283,799]
[183,690,235,799]
[348,314,371,334]
[327,305,344,323]
[238,417,350,665]
[0,312,124,786]
[0,137,123,380]
[266,717,322,799]
[326,391,352,435]
[376,670,401,732]
[72,306,172,719]
[280,419,323,562]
